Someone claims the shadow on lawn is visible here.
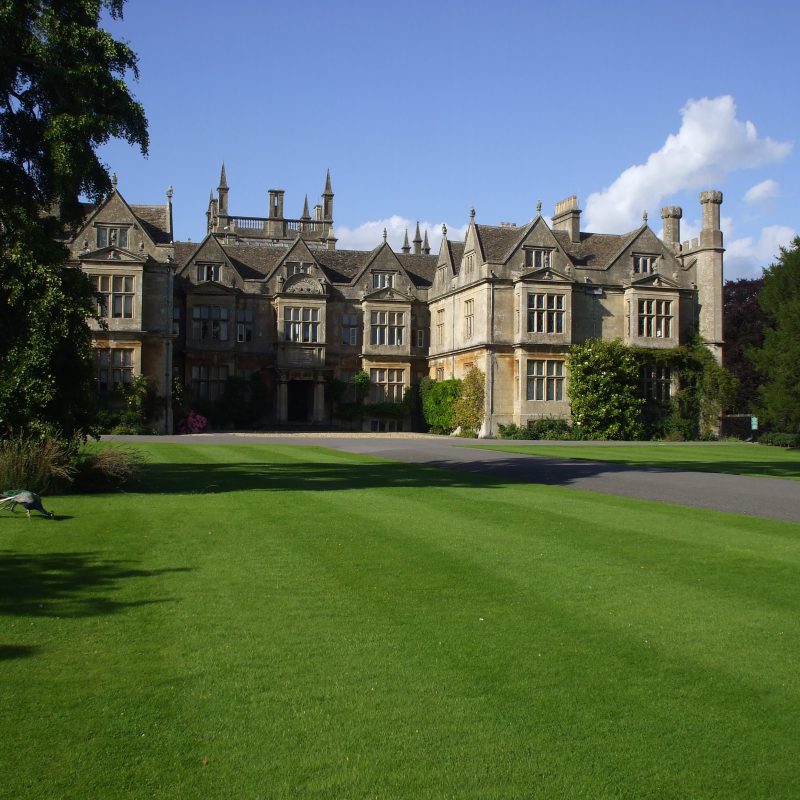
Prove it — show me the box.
[0,644,39,661]
[0,550,191,619]
[134,459,512,494]
[130,454,701,496]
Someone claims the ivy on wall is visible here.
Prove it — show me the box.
[567,338,737,441]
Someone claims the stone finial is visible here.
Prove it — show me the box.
[536,200,542,215]
[323,168,333,195]
[111,173,118,189]
[442,223,447,237]
[470,207,476,220]
[218,162,228,189]
[422,230,430,255]
[167,185,173,200]
[642,210,648,225]
[382,228,387,243]
[402,228,411,254]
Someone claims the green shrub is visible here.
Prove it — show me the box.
[420,377,461,434]
[453,367,485,435]
[759,432,800,448]
[568,340,645,440]
[0,433,78,495]
[527,417,573,440]
[497,423,532,440]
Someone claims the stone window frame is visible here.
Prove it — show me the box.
[642,364,672,401]
[524,247,553,270]
[372,271,394,289]
[96,274,135,319]
[236,308,254,343]
[526,358,565,401]
[342,312,360,346]
[196,263,223,282]
[191,364,229,401]
[95,224,130,249]
[464,298,475,339]
[527,292,565,334]
[370,310,404,346]
[370,367,405,402]
[192,305,230,341]
[95,347,134,392]
[632,254,658,274]
[637,298,672,338]
[436,308,445,345]
[283,306,320,343]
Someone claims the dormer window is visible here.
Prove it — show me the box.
[197,263,221,282]
[633,255,657,274]
[372,272,394,289]
[96,226,128,248]
[525,248,552,270]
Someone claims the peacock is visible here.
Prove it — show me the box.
[0,490,54,520]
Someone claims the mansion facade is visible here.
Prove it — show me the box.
[63,168,724,434]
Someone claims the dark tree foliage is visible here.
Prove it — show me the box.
[0,1,148,436]
[723,277,766,412]
[749,237,800,432]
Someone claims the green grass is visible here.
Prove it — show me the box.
[470,442,800,480]
[1,443,799,799]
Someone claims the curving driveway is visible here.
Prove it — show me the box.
[105,433,800,524]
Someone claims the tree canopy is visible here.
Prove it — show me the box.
[723,277,766,412]
[0,0,148,436]
[749,237,800,432]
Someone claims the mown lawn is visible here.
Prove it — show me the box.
[471,442,800,480]
[1,443,799,799]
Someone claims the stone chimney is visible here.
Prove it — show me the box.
[552,195,581,243]
[661,206,682,249]
[700,190,723,248]
[268,189,284,219]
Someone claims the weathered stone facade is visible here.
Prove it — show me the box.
[64,169,724,434]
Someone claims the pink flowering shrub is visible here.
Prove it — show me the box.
[177,410,208,434]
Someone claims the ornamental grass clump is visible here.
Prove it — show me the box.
[0,432,78,495]
[72,447,145,493]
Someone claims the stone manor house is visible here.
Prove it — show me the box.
[63,167,724,434]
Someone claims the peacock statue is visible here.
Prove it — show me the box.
[0,490,55,520]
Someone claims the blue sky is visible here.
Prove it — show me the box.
[99,0,799,279]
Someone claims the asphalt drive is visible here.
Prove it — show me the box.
[104,433,800,524]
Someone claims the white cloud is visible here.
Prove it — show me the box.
[744,178,779,204]
[335,215,468,253]
[584,96,792,233]
[725,225,797,280]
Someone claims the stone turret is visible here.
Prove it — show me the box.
[695,190,724,363]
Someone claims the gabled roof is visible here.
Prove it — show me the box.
[397,254,438,286]
[475,224,524,262]
[310,249,368,283]
[551,230,641,269]
[130,204,172,244]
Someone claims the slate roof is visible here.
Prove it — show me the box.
[551,229,641,268]
[397,253,438,286]
[475,224,525,262]
[222,244,286,279]
[312,249,370,283]
[131,204,172,245]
